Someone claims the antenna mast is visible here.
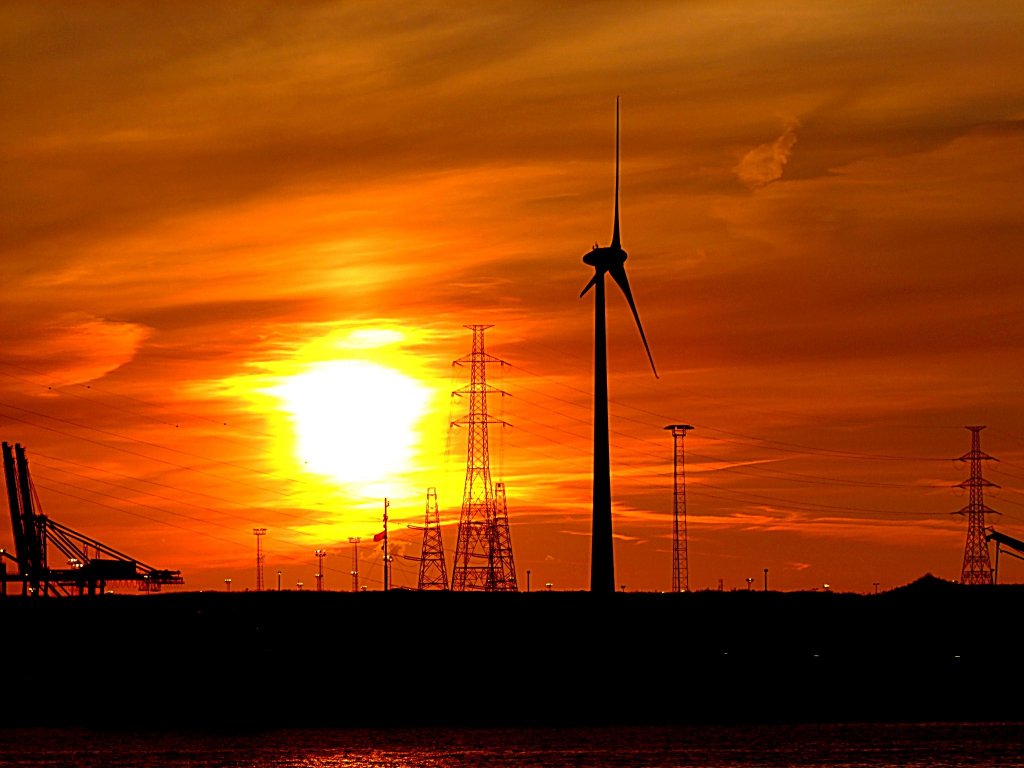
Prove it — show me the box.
[665,424,693,592]
[253,528,266,591]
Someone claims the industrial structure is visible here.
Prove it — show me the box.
[665,424,693,592]
[956,426,997,585]
[1,441,182,595]
[450,324,518,591]
[253,527,267,591]
[987,528,1024,584]
[408,487,448,590]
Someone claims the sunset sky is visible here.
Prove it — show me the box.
[3,1,1024,594]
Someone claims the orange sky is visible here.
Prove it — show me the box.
[3,1,1024,593]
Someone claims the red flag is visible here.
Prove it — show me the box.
[373,530,386,542]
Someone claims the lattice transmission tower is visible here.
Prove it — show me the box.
[491,481,518,590]
[665,424,693,592]
[253,527,266,591]
[956,425,998,585]
[410,487,449,590]
[450,324,517,591]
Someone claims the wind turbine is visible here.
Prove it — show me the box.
[579,97,658,594]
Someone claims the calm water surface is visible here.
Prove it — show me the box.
[2,723,1023,767]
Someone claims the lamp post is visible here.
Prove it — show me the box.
[224,578,232,592]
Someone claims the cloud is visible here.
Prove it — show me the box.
[735,122,800,189]
[2,313,151,386]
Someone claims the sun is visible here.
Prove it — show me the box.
[269,359,431,487]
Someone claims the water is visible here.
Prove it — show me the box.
[2,723,1023,767]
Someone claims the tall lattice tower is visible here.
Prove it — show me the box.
[491,481,518,590]
[253,527,267,591]
[665,424,694,592]
[412,487,449,590]
[956,425,998,585]
[450,324,517,591]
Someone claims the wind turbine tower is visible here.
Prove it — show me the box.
[666,424,693,592]
[450,325,517,591]
[956,425,998,585]
[579,98,659,594]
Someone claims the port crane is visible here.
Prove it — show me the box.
[986,527,1024,585]
[2,441,183,596]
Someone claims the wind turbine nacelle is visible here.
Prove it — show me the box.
[583,245,627,269]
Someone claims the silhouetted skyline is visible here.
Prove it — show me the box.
[2,1,1023,593]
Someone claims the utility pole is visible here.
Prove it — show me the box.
[349,537,361,592]
[315,549,326,592]
[956,425,998,584]
[381,498,391,591]
[253,528,267,591]
[665,424,693,592]
[450,325,516,591]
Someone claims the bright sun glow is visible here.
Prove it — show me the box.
[269,359,431,486]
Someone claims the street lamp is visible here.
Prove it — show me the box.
[224,578,232,592]
[745,577,753,591]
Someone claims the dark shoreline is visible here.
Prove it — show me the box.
[3,574,1021,730]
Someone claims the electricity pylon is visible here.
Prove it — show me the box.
[413,487,449,590]
[956,425,998,585]
[490,481,518,591]
[450,325,517,591]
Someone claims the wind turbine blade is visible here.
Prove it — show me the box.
[609,264,658,379]
[579,274,599,298]
[611,96,621,250]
